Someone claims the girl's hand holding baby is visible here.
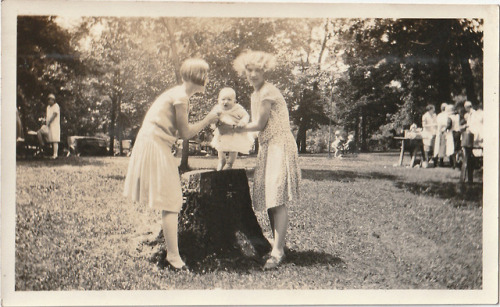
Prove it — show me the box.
[207,105,222,124]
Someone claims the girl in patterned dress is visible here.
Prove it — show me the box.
[222,50,301,270]
[123,59,220,270]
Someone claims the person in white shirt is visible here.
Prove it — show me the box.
[433,103,454,167]
[467,103,483,148]
[463,101,475,124]
[421,104,437,166]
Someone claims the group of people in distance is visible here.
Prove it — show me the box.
[123,51,301,271]
[331,130,355,158]
[421,100,483,168]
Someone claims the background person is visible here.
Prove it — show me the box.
[433,103,454,167]
[421,104,437,167]
[467,102,483,148]
[463,100,475,123]
[37,93,60,159]
[332,130,346,158]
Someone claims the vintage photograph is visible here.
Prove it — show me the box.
[2,1,498,306]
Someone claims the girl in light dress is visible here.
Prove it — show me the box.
[433,103,455,166]
[211,87,255,171]
[219,50,301,270]
[123,59,220,270]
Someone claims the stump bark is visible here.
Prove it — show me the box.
[178,169,271,263]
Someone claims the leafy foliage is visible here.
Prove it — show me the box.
[17,16,83,138]
[17,17,483,154]
[332,19,483,150]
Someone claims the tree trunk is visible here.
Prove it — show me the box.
[179,139,190,172]
[354,113,360,151]
[435,21,452,104]
[177,169,272,264]
[164,18,191,169]
[460,54,477,105]
[359,112,368,152]
[109,96,116,156]
[295,119,308,153]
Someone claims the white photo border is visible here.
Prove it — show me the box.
[2,1,498,306]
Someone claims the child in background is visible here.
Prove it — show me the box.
[332,130,346,158]
[343,133,355,154]
[211,87,254,170]
[123,58,220,270]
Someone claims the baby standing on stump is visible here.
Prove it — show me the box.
[211,87,254,171]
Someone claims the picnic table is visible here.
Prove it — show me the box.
[394,136,424,167]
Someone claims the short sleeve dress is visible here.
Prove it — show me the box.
[123,86,187,212]
[46,103,60,143]
[251,82,301,211]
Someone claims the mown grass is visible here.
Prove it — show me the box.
[15,152,482,290]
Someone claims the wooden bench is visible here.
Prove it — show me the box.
[394,136,424,167]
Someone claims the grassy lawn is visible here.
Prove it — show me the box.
[15,152,482,290]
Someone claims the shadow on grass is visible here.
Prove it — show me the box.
[150,247,343,275]
[106,175,125,181]
[301,169,399,182]
[245,168,398,183]
[16,156,106,168]
[284,249,344,267]
[394,181,483,205]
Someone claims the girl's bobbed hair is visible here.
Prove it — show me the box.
[233,50,276,76]
[180,58,209,86]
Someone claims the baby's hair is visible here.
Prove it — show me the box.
[219,87,236,99]
[440,103,447,112]
[426,104,435,111]
[233,50,277,76]
[180,58,209,86]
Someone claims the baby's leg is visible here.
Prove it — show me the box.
[217,151,226,171]
[225,152,237,169]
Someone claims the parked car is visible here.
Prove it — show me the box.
[172,140,207,157]
[68,136,108,156]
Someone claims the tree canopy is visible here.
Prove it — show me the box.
[17,16,483,157]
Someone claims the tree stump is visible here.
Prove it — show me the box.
[178,169,271,263]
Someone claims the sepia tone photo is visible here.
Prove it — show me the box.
[2,1,498,306]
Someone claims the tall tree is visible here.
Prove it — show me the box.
[17,16,82,137]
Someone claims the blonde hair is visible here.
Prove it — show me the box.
[218,87,236,99]
[180,58,209,86]
[233,50,277,76]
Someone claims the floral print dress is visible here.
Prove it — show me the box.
[251,82,301,211]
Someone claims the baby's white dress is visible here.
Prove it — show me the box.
[211,104,255,154]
